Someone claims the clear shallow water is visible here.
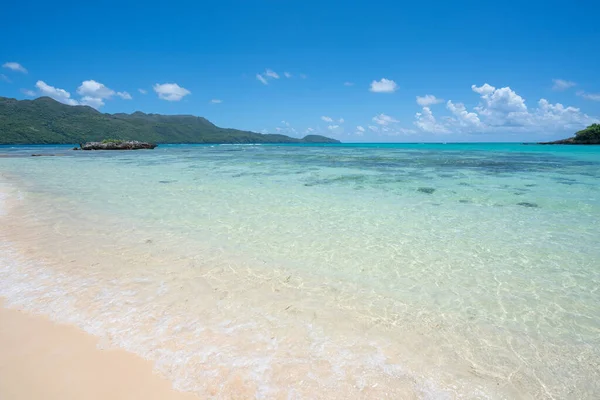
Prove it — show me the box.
[1,143,599,398]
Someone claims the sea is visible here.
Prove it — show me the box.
[1,143,599,399]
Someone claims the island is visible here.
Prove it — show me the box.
[539,124,600,145]
[0,96,340,145]
[77,140,157,150]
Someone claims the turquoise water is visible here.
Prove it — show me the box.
[1,143,599,398]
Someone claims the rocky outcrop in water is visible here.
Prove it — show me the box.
[79,140,157,150]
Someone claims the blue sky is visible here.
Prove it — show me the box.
[1,0,599,142]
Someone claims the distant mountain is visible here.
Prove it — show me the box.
[0,96,340,145]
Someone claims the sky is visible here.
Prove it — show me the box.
[1,0,599,142]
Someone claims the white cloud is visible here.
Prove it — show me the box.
[138,88,147,94]
[77,80,115,99]
[328,125,340,130]
[471,83,496,95]
[210,99,223,103]
[153,83,191,101]
[472,84,530,127]
[265,69,280,79]
[305,127,315,133]
[372,113,399,125]
[2,62,27,73]
[344,82,354,86]
[446,101,481,126]
[368,125,379,132]
[552,79,576,91]
[369,78,397,93]
[535,99,595,128]
[80,96,105,108]
[257,69,284,85]
[576,90,600,101]
[281,120,290,126]
[35,80,78,105]
[339,118,344,123]
[275,127,282,132]
[75,80,127,108]
[416,94,443,106]
[256,74,268,85]
[21,88,36,96]
[117,91,132,100]
[321,116,333,122]
[0,74,11,83]
[356,126,365,132]
[411,82,597,135]
[414,107,450,133]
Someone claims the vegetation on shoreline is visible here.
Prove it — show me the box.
[0,96,340,145]
[539,124,600,144]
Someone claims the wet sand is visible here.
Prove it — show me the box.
[0,300,199,400]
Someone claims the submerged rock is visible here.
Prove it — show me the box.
[78,140,157,150]
[417,187,436,194]
[517,202,539,208]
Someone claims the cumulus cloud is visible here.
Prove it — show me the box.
[138,88,147,94]
[153,83,191,101]
[75,80,130,108]
[284,72,292,78]
[411,82,598,135]
[552,79,576,91]
[305,127,315,133]
[535,99,595,128]
[471,84,530,127]
[210,99,223,103]
[416,94,443,106]
[356,125,365,132]
[471,83,495,95]
[368,125,379,132]
[328,125,340,130]
[372,113,399,125]
[577,90,600,101]
[321,116,333,122]
[414,107,450,133]
[80,96,105,108]
[35,81,78,105]
[339,118,345,123]
[21,88,36,96]
[446,101,481,127]
[2,62,27,73]
[77,80,114,99]
[369,78,397,93]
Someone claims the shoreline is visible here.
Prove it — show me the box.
[0,299,199,400]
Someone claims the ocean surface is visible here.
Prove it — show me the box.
[1,143,599,399]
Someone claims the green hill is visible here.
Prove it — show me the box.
[539,124,600,145]
[0,96,340,145]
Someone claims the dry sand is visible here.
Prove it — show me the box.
[0,300,199,400]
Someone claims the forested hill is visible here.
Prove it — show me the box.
[0,96,340,145]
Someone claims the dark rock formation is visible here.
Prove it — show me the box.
[79,141,157,150]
